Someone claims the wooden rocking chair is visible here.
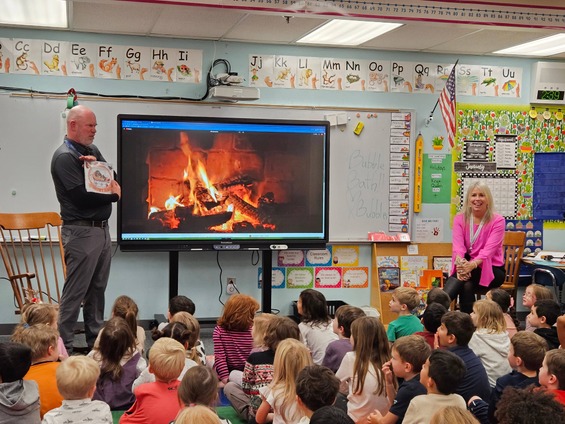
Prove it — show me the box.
[0,212,66,314]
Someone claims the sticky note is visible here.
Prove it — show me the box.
[354,121,364,135]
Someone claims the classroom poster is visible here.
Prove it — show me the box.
[97,44,124,79]
[175,48,202,84]
[122,46,149,81]
[286,268,314,289]
[278,250,305,267]
[67,42,97,78]
[342,267,369,288]
[0,38,10,74]
[258,267,286,289]
[332,246,359,266]
[422,154,451,203]
[41,40,68,76]
[305,247,332,267]
[314,267,342,288]
[148,47,176,81]
[11,39,42,75]
[414,218,444,243]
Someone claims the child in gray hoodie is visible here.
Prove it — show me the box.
[0,342,40,423]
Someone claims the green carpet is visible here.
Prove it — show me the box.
[112,406,245,424]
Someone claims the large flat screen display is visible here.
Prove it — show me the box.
[117,114,330,251]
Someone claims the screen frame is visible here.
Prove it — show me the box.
[117,114,330,252]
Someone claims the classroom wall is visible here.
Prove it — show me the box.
[0,27,562,324]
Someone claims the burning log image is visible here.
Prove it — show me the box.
[146,131,278,233]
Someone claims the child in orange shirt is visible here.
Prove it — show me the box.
[11,324,63,418]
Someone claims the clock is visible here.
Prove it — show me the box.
[536,90,565,102]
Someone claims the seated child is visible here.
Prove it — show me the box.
[430,406,479,424]
[12,324,63,418]
[436,311,490,403]
[403,350,467,424]
[89,317,146,410]
[213,294,259,384]
[157,295,196,331]
[387,287,424,342]
[495,386,565,424]
[297,289,338,365]
[133,321,198,389]
[42,356,112,423]
[426,288,451,311]
[168,312,206,366]
[296,364,340,423]
[529,299,561,350]
[120,338,185,423]
[225,316,300,422]
[174,405,221,424]
[522,284,554,332]
[12,303,68,360]
[486,289,518,337]
[322,305,366,373]
[468,299,512,387]
[94,295,146,356]
[539,349,565,406]
[178,365,230,423]
[415,303,447,350]
[310,405,354,424]
[368,335,430,424]
[468,331,547,424]
[0,342,40,423]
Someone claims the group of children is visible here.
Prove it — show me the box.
[3,283,565,424]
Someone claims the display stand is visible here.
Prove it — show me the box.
[167,250,273,313]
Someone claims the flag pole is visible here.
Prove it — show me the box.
[426,60,459,126]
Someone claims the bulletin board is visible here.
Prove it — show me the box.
[0,94,415,242]
[452,104,565,221]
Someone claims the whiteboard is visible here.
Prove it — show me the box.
[0,94,414,241]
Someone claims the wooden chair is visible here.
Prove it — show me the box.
[499,231,526,301]
[0,212,66,314]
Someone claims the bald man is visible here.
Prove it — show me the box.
[51,105,121,353]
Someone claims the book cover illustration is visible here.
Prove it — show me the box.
[84,161,113,194]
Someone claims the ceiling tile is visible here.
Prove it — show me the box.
[426,28,557,55]
[222,14,328,44]
[71,2,162,34]
[151,6,247,39]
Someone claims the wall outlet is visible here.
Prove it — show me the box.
[226,278,237,295]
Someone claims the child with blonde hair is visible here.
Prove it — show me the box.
[89,317,146,410]
[256,338,313,424]
[336,316,390,422]
[251,313,277,353]
[213,294,259,385]
[174,405,221,424]
[133,321,198,390]
[522,283,554,331]
[42,356,112,423]
[12,324,63,418]
[297,289,338,365]
[94,295,145,355]
[169,311,206,365]
[225,316,300,421]
[12,303,68,360]
[120,338,185,423]
[430,406,479,424]
[469,299,512,387]
[486,288,518,338]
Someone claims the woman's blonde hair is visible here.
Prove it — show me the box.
[169,312,201,362]
[462,181,495,223]
[473,299,506,333]
[56,356,100,400]
[175,406,221,424]
[12,303,58,340]
[269,338,313,421]
[217,294,259,331]
[350,316,390,396]
[430,406,479,424]
[252,313,276,348]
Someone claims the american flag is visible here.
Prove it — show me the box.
[439,64,457,148]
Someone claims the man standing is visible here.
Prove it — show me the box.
[51,105,121,353]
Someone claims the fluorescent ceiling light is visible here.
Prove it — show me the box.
[494,34,565,56]
[297,20,402,46]
[0,0,68,28]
